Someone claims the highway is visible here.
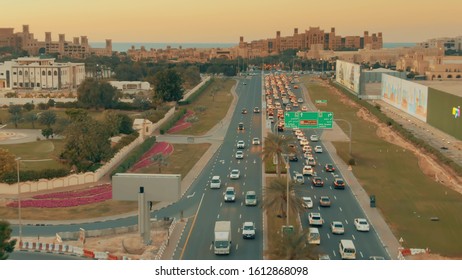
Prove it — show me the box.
[277,74,390,259]
[178,74,263,259]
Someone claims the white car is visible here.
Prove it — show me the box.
[210,175,221,189]
[301,105,308,111]
[303,152,312,159]
[302,145,312,153]
[242,221,256,239]
[298,98,303,103]
[302,196,313,209]
[308,212,324,226]
[293,172,304,184]
[307,157,316,166]
[300,139,309,146]
[235,151,244,159]
[252,137,260,145]
[230,169,240,179]
[224,187,236,202]
[354,218,370,232]
[314,146,323,153]
[237,140,245,149]
[331,221,345,235]
[310,135,319,142]
[302,166,314,176]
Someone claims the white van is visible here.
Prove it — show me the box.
[308,227,320,245]
[210,176,221,189]
[339,239,356,259]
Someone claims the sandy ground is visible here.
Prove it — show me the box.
[20,225,170,260]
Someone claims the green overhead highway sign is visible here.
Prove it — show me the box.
[284,111,333,129]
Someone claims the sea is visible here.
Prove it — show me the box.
[90,42,416,53]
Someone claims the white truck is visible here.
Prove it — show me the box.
[214,221,232,255]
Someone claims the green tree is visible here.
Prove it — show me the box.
[0,149,16,179]
[37,103,49,110]
[65,108,88,122]
[151,153,168,173]
[23,112,38,128]
[266,229,317,260]
[262,177,304,219]
[117,113,134,134]
[0,220,17,260]
[22,103,35,112]
[41,127,54,139]
[261,132,294,176]
[8,105,22,128]
[38,110,57,128]
[47,99,56,108]
[61,116,112,172]
[77,79,118,109]
[53,118,71,136]
[154,69,184,102]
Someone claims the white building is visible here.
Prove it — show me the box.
[0,56,85,90]
[109,81,151,93]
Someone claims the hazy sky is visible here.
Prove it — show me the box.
[2,0,461,43]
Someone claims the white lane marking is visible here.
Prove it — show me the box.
[210,244,213,251]
[339,207,343,212]
[360,251,364,258]
[239,214,242,219]
[345,219,349,224]
[334,195,337,200]
[352,234,356,240]
[327,233,331,239]
[236,244,239,250]
[187,192,195,198]
[217,214,220,219]
[332,251,336,257]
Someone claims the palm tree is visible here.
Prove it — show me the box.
[262,177,304,220]
[151,153,168,173]
[261,132,294,177]
[266,228,318,260]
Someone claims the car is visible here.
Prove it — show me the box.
[310,135,319,142]
[302,145,312,153]
[288,153,298,162]
[297,98,303,103]
[230,169,240,179]
[242,221,256,239]
[318,254,331,260]
[312,176,324,187]
[314,146,323,153]
[333,178,345,189]
[294,85,299,89]
[301,105,308,111]
[237,140,245,149]
[303,152,313,159]
[354,218,370,232]
[277,124,284,132]
[224,187,236,202]
[238,122,244,130]
[210,175,221,189]
[241,108,248,114]
[308,212,323,226]
[293,172,304,184]
[253,107,260,113]
[325,163,335,172]
[319,196,331,207]
[369,256,386,260]
[245,191,257,206]
[300,139,309,146]
[243,82,247,85]
[307,157,316,166]
[331,221,345,235]
[235,150,244,159]
[302,165,314,176]
[252,137,260,145]
[302,196,313,209]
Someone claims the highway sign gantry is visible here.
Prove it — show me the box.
[284,111,334,129]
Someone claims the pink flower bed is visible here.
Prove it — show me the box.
[167,110,195,133]
[131,142,174,171]
[32,184,111,199]
[7,184,113,208]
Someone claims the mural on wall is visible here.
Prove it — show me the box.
[335,60,360,94]
[381,74,428,122]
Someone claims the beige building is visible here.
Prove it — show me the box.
[237,27,383,58]
[0,57,85,90]
[0,25,112,58]
[127,45,236,62]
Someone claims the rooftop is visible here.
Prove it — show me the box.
[415,80,462,97]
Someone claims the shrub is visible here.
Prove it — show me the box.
[110,136,157,177]
[1,168,70,184]
[348,158,356,166]
[158,108,187,134]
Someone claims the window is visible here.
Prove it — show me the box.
[42,70,45,75]
[48,70,51,76]
[19,70,22,75]
[19,82,23,87]
[37,83,40,87]
[25,70,28,76]
[54,70,58,75]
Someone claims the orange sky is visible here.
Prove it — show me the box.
[1,0,461,43]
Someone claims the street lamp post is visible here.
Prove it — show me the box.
[335,119,352,156]
[284,155,290,226]
[16,157,22,243]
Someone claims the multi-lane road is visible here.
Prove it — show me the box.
[10,72,389,260]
